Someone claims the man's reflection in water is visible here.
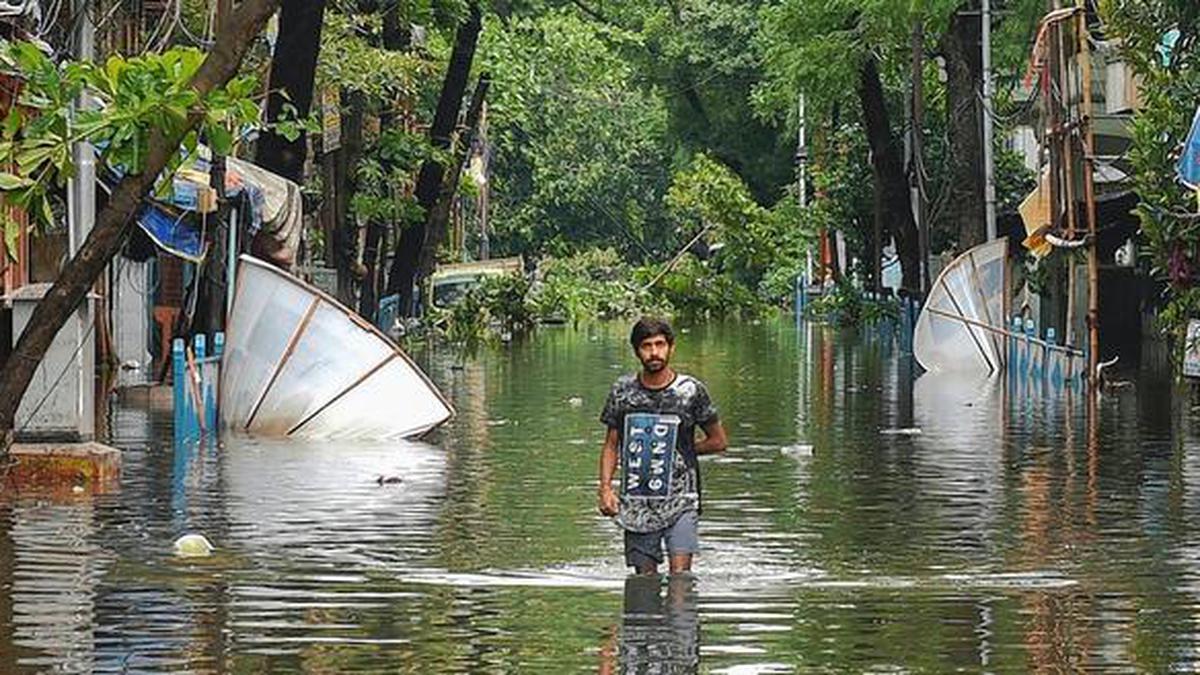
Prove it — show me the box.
[600,574,700,674]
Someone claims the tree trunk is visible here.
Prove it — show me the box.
[255,0,326,184]
[333,89,365,306]
[939,1,986,252]
[358,222,384,319]
[0,0,282,454]
[255,0,326,182]
[416,76,490,281]
[363,0,409,312]
[386,0,483,315]
[858,55,921,293]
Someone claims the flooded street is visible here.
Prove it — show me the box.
[2,319,1198,672]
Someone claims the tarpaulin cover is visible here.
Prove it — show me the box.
[135,202,206,262]
[121,150,301,266]
[1177,105,1200,190]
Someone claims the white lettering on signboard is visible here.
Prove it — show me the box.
[654,424,670,437]
[648,478,663,491]
[650,458,666,475]
[627,473,641,491]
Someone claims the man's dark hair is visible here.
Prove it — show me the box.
[630,316,675,349]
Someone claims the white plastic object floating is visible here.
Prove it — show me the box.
[879,428,922,436]
[173,533,215,558]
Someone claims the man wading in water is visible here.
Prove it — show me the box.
[598,317,728,575]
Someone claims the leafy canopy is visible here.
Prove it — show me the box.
[0,41,264,259]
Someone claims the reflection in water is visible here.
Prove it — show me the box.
[600,574,700,675]
[2,319,1199,672]
[2,501,107,673]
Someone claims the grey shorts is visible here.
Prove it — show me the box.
[624,510,699,568]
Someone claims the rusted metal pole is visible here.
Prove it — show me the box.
[1077,3,1100,388]
[1060,13,1079,349]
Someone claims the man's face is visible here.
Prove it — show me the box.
[636,334,674,373]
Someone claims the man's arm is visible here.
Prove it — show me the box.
[694,419,727,455]
[597,427,620,516]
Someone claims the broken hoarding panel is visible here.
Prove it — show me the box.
[913,238,1010,377]
[220,255,454,440]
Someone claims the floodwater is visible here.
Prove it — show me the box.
[1,319,1197,672]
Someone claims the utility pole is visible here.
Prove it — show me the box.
[911,18,929,294]
[1077,2,1100,387]
[65,0,96,433]
[479,101,490,261]
[798,94,810,283]
[981,0,997,241]
[68,0,94,259]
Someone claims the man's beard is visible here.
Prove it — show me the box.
[642,358,666,373]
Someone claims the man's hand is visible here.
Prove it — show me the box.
[598,486,619,516]
[598,428,620,516]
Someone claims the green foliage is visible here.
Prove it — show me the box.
[638,0,794,202]
[351,128,442,224]
[1101,0,1200,365]
[428,272,537,348]
[0,42,263,257]
[316,12,435,100]
[666,153,811,306]
[479,273,538,335]
[529,248,651,322]
[805,279,899,326]
[481,10,673,259]
[652,254,767,319]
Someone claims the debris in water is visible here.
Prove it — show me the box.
[567,396,584,408]
[376,475,403,485]
[781,444,814,457]
[880,428,922,436]
[173,533,215,558]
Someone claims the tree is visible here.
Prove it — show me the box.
[0,0,283,454]
[256,0,327,184]
[939,1,987,252]
[1101,0,1200,364]
[755,3,938,291]
[858,52,921,291]
[480,10,672,260]
[387,0,484,315]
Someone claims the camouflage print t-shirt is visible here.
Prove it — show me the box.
[600,373,719,533]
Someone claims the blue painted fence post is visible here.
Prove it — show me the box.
[1046,328,1063,391]
[172,338,186,446]
[194,334,214,437]
[1009,316,1021,381]
[1026,319,1040,382]
[212,332,223,436]
[1021,317,1033,378]
[794,274,805,319]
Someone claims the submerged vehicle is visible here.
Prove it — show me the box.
[427,257,524,308]
[220,255,454,440]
